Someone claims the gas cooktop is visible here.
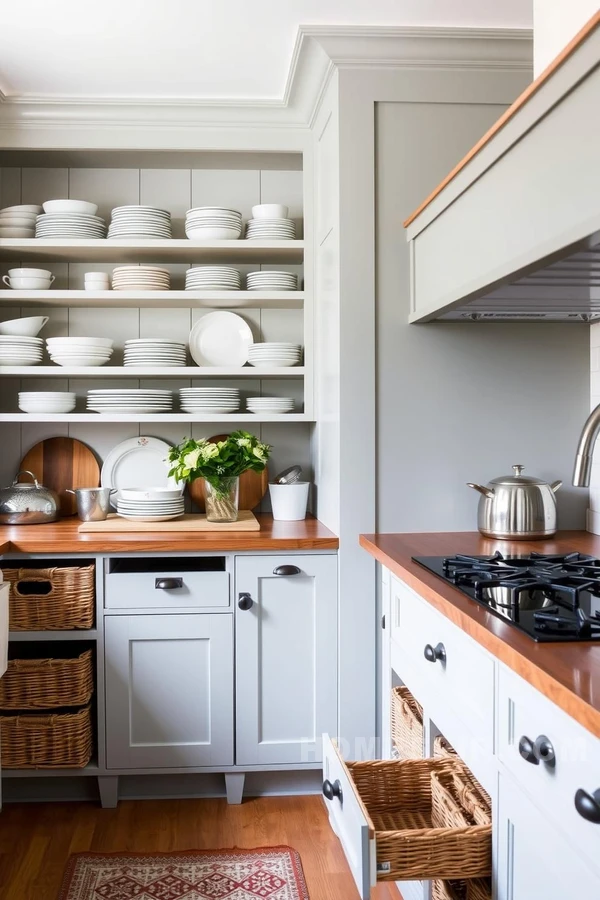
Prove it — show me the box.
[412,551,600,642]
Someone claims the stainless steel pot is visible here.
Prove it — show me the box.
[467,465,562,540]
[0,470,59,525]
[66,487,115,522]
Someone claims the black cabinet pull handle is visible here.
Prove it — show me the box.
[238,592,254,611]
[155,577,183,590]
[322,779,343,804]
[424,642,446,663]
[273,565,301,576]
[518,735,539,765]
[534,734,556,767]
[575,788,600,823]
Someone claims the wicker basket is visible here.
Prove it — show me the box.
[391,686,423,758]
[0,649,94,710]
[449,767,492,827]
[346,757,492,881]
[467,879,492,900]
[432,880,467,900]
[4,565,95,630]
[434,734,457,759]
[0,705,93,768]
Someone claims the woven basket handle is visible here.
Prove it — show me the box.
[12,568,57,597]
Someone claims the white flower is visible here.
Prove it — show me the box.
[237,437,251,447]
[183,448,202,469]
[253,446,265,460]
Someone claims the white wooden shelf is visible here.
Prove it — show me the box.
[8,630,98,641]
[0,366,304,378]
[0,413,312,423]
[0,239,304,264]
[0,290,304,309]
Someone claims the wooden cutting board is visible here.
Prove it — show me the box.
[20,437,100,517]
[187,433,268,512]
[79,511,260,532]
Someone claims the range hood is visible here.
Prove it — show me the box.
[405,12,600,324]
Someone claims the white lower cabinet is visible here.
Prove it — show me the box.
[105,613,234,768]
[235,554,338,765]
[497,771,600,900]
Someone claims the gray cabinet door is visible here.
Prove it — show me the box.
[105,613,233,769]
[235,554,337,765]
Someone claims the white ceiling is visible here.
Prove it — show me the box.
[0,0,532,100]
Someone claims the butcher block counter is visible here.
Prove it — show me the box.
[361,530,600,739]
[0,514,338,554]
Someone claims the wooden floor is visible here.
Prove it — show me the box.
[0,795,401,900]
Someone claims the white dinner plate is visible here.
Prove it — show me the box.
[188,311,253,367]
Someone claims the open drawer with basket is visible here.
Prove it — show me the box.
[322,734,491,899]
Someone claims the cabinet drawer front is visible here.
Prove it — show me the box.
[105,561,229,610]
[322,733,374,900]
[498,665,600,874]
[391,576,494,752]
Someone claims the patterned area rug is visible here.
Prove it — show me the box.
[58,847,309,900]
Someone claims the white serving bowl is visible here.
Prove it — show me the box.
[185,226,242,240]
[1,205,42,215]
[47,336,114,349]
[3,276,53,290]
[0,357,41,366]
[50,356,110,367]
[8,268,53,279]
[0,227,35,238]
[19,400,77,413]
[43,199,98,216]
[119,487,183,502]
[251,204,289,219]
[0,217,38,228]
[0,316,49,337]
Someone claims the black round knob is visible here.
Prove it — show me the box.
[238,593,254,611]
[518,735,538,764]
[424,642,446,663]
[574,788,600,823]
[534,735,555,767]
[322,779,343,803]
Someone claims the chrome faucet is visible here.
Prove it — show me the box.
[573,403,600,486]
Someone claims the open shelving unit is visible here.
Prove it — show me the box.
[0,413,311,423]
[0,366,305,378]
[0,289,304,309]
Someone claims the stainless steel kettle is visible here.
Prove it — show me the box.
[467,465,562,540]
[0,470,59,525]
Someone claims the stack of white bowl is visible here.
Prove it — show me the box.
[116,487,184,523]
[0,205,41,238]
[185,208,242,240]
[108,206,172,239]
[124,339,187,367]
[246,396,295,415]
[0,335,43,366]
[85,271,110,291]
[246,204,296,241]
[185,266,241,291]
[86,389,173,414]
[179,387,240,414]
[46,336,114,367]
[112,266,170,291]
[2,268,54,291]
[246,270,298,291]
[247,343,302,368]
[19,391,76,413]
[36,200,106,238]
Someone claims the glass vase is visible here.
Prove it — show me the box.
[204,476,239,523]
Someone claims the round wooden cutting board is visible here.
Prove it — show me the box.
[187,433,269,512]
[20,437,100,517]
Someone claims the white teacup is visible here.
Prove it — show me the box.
[3,275,54,290]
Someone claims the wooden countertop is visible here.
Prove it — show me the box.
[360,531,600,739]
[0,515,338,554]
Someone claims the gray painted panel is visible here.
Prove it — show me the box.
[376,101,589,532]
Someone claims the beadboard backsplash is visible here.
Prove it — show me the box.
[0,164,310,511]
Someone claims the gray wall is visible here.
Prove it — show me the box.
[376,100,590,533]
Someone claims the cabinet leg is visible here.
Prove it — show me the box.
[97,776,119,808]
[224,773,245,805]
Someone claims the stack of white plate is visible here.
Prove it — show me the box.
[46,336,114,367]
[112,266,170,291]
[19,391,76,413]
[0,205,41,238]
[247,342,302,368]
[124,339,187,367]
[246,270,298,291]
[116,487,184,523]
[87,389,173,414]
[108,206,172,240]
[0,335,43,366]
[245,218,296,241]
[179,387,240,414]
[246,397,295,414]
[185,208,242,240]
[36,214,106,238]
[185,266,241,291]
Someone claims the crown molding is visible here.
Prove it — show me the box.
[0,25,532,142]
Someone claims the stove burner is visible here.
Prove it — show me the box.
[413,550,600,643]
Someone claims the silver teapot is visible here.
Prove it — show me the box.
[467,465,562,540]
[0,470,59,525]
